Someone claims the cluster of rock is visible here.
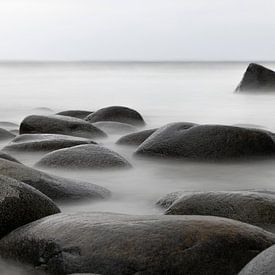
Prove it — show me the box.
[1,101,275,274]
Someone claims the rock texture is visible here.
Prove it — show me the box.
[0,213,274,275]
[0,175,60,238]
[236,63,275,92]
[85,106,145,126]
[19,115,106,139]
[0,159,111,201]
[35,144,131,169]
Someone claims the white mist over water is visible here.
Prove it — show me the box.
[1,61,275,217]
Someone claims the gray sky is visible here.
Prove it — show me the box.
[0,0,274,61]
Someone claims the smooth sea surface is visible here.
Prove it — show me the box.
[1,61,275,217]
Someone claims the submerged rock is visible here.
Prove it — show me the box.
[85,106,145,126]
[56,110,93,119]
[0,128,15,141]
[0,159,111,201]
[0,151,20,163]
[236,63,275,92]
[92,121,137,135]
[116,128,157,146]
[35,144,131,169]
[20,115,106,139]
[162,191,275,225]
[0,175,60,238]
[239,244,275,275]
[0,121,19,130]
[0,213,274,275]
[3,134,96,152]
[136,123,275,160]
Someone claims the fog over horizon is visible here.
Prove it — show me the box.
[0,0,274,61]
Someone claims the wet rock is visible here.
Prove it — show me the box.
[0,128,15,141]
[0,159,111,201]
[0,175,60,238]
[162,191,275,225]
[93,121,137,135]
[236,63,275,92]
[0,151,20,163]
[56,110,93,119]
[116,128,157,146]
[238,244,275,275]
[35,144,131,169]
[136,123,275,160]
[20,115,106,139]
[85,106,145,126]
[3,134,96,152]
[156,191,185,208]
[0,213,274,275]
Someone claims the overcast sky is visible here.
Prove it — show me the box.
[0,0,274,61]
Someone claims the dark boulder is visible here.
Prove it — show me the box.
[161,191,275,225]
[0,128,15,141]
[3,134,96,152]
[116,128,157,146]
[0,159,111,201]
[0,175,60,238]
[0,151,20,163]
[136,123,275,160]
[92,121,137,135]
[239,244,275,275]
[35,144,131,169]
[56,110,93,119]
[20,115,106,139]
[85,106,145,126]
[236,63,275,92]
[0,213,274,275]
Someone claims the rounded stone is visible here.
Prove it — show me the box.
[3,134,96,152]
[35,144,131,169]
[0,159,111,201]
[56,110,93,119]
[0,175,60,238]
[19,115,106,139]
[116,128,157,146]
[162,191,275,225]
[0,213,274,275]
[136,123,275,160]
[85,106,145,126]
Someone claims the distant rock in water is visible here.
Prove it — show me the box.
[93,121,137,135]
[0,175,60,239]
[236,63,275,92]
[161,191,275,225]
[0,159,111,201]
[0,212,274,275]
[0,121,18,130]
[239,244,275,275]
[116,128,158,146]
[57,110,93,119]
[85,106,145,126]
[35,144,131,169]
[0,128,15,141]
[0,151,20,163]
[3,134,96,152]
[20,115,106,139]
[135,123,275,160]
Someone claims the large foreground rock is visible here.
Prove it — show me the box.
[136,123,275,160]
[0,175,60,238]
[0,213,274,275]
[92,121,137,135]
[35,144,131,169]
[85,106,145,126]
[239,244,275,274]
[0,159,111,201]
[236,63,275,92]
[56,110,93,119]
[20,115,106,139]
[3,134,96,152]
[116,128,157,146]
[0,128,15,140]
[161,191,275,225]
